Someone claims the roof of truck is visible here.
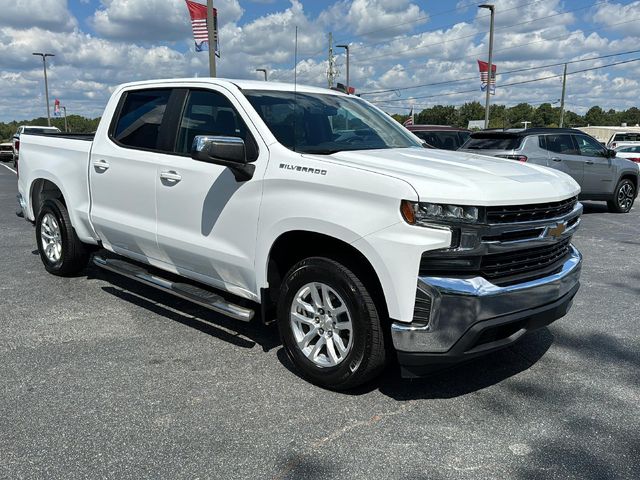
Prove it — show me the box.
[117,78,346,96]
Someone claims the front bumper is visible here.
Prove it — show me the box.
[391,245,582,377]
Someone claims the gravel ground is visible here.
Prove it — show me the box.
[0,162,638,479]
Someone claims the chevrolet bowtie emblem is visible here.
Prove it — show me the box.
[548,222,567,239]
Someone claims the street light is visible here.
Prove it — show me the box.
[336,44,350,93]
[478,4,494,129]
[32,52,55,126]
[255,68,268,81]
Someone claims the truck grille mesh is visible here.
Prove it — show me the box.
[480,238,571,283]
[486,197,577,223]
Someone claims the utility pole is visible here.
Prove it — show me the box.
[479,4,495,129]
[336,44,350,92]
[559,63,567,128]
[32,52,55,126]
[521,121,531,129]
[255,68,267,81]
[327,33,338,88]
[207,0,216,77]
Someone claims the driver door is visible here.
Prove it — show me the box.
[154,87,266,295]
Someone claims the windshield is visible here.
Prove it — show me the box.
[243,90,422,154]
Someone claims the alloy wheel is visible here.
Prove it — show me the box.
[289,282,353,368]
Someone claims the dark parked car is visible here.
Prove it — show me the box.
[406,125,471,150]
[459,128,639,213]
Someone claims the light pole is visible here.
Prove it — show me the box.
[207,0,216,77]
[33,52,55,126]
[255,68,268,81]
[559,63,568,128]
[62,106,68,132]
[336,44,350,92]
[479,4,495,129]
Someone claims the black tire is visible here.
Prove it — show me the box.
[607,178,636,213]
[36,199,90,276]
[277,257,386,390]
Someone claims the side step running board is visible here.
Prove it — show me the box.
[93,255,254,322]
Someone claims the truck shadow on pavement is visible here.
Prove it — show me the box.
[88,262,560,398]
[87,265,281,353]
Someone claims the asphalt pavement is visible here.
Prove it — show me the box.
[0,162,638,479]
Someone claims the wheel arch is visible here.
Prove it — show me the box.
[262,230,389,321]
[30,177,66,220]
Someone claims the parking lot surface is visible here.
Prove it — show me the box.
[0,163,638,479]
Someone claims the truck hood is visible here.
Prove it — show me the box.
[323,147,580,206]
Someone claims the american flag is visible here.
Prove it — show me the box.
[478,60,497,95]
[403,107,414,126]
[185,0,219,55]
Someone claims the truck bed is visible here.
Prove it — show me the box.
[18,133,97,244]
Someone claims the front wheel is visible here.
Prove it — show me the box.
[607,178,636,213]
[277,257,386,390]
[36,199,90,276]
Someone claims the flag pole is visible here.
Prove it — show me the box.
[207,0,216,77]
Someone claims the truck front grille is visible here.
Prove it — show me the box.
[420,238,572,286]
[480,238,572,284]
[486,196,577,223]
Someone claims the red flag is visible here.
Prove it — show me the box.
[54,98,61,117]
[185,0,219,55]
[478,60,497,94]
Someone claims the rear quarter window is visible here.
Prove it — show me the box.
[463,135,522,150]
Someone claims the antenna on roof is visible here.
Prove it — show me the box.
[293,26,298,153]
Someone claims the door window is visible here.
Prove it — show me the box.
[112,89,171,150]
[544,134,579,155]
[175,89,258,160]
[574,135,607,157]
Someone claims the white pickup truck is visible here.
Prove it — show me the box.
[17,78,583,389]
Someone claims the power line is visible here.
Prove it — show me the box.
[370,56,640,104]
[363,16,640,88]
[299,0,566,59]
[361,48,640,96]
[356,0,607,63]
[334,0,548,55]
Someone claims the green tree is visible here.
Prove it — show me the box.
[585,106,605,126]
[456,101,484,128]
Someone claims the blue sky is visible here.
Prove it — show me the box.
[1,0,639,121]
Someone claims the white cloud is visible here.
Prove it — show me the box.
[91,0,243,41]
[0,0,639,122]
[593,1,640,36]
[0,0,77,32]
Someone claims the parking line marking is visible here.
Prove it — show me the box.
[1,163,16,174]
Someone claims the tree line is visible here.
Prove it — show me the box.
[0,115,101,142]
[390,102,640,129]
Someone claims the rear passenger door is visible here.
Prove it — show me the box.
[541,134,584,186]
[90,88,176,261]
[573,134,614,195]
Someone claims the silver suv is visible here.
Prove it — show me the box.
[460,128,639,213]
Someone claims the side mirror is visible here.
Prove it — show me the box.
[607,149,617,158]
[191,135,255,181]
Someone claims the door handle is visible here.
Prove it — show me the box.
[92,159,110,170]
[551,157,562,162]
[585,161,594,165]
[160,170,182,182]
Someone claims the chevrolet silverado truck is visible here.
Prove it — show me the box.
[17,79,583,390]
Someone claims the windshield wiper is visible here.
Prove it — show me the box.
[300,148,343,155]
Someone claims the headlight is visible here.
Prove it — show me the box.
[401,200,480,225]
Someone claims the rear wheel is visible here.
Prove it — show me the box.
[277,257,386,390]
[607,178,636,213]
[36,199,90,276]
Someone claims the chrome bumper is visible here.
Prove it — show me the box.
[391,245,582,353]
